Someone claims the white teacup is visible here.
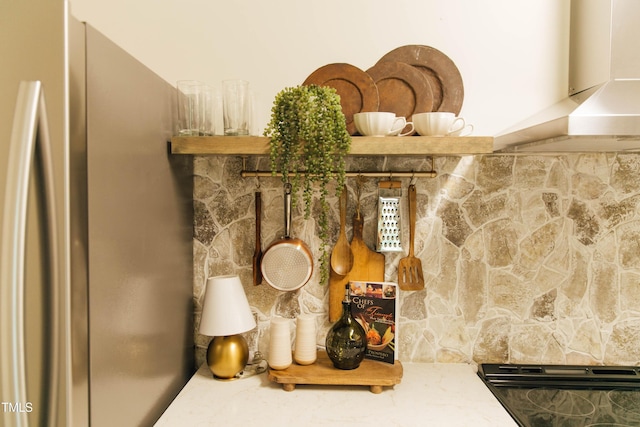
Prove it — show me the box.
[354,112,414,137]
[413,112,470,136]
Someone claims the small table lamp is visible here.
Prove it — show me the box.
[199,275,256,380]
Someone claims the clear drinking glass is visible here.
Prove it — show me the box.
[222,79,250,136]
[176,80,206,136]
[201,85,219,136]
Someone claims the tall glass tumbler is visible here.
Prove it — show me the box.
[201,85,220,136]
[177,80,205,136]
[222,79,250,136]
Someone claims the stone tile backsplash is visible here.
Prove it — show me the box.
[193,153,640,367]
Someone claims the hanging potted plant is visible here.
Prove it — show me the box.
[264,84,351,284]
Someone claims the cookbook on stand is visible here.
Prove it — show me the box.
[349,281,398,364]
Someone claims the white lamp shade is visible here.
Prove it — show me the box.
[199,275,256,336]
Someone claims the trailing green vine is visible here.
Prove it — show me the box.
[264,84,351,284]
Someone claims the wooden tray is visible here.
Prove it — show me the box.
[268,351,402,394]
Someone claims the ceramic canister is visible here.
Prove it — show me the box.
[268,316,292,370]
[294,313,317,365]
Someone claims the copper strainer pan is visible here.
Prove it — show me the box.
[261,184,313,291]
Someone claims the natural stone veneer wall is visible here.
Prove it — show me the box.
[193,153,640,367]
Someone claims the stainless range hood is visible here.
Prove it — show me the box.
[495,0,640,152]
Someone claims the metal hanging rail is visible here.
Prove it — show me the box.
[240,170,437,178]
[239,157,437,179]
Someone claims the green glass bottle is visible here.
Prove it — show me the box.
[325,284,366,369]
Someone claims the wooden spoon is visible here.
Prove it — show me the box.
[330,186,354,276]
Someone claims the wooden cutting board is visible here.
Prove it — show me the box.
[329,213,385,322]
[328,267,350,322]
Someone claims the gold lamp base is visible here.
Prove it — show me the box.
[206,335,249,380]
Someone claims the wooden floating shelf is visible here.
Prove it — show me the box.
[170,135,494,156]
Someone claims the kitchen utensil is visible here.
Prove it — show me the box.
[261,184,313,291]
[376,44,464,114]
[365,61,433,127]
[329,182,385,322]
[377,180,402,252]
[330,185,353,276]
[397,184,424,290]
[328,187,350,321]
[302,63,380,135]
[328,266,350,322]
[252,191,263,285]
[350,212,385,283]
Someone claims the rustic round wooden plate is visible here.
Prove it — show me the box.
[365,61,433,125]
[377,45,464,114]
[303,63,380,135]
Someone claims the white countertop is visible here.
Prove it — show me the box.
[154,361,517,426]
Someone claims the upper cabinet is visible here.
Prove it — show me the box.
[170,136,494,156]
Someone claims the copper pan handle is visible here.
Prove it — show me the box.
[284,183,292,238]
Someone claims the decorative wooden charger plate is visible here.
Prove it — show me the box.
[268,351,403,394]
[303,63,380,135]
[365,60,433,131]
[377,44,464,114]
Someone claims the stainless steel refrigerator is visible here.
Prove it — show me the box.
[0,1,195,426]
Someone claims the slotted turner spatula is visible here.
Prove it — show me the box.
[398,184,424,290]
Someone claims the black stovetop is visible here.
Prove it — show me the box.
[478,364,640,427]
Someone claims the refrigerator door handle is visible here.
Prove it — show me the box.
[1,81,61,427]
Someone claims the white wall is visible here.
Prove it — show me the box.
[70,0,570,137]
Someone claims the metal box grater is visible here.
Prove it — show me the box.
[377,195,402,252]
